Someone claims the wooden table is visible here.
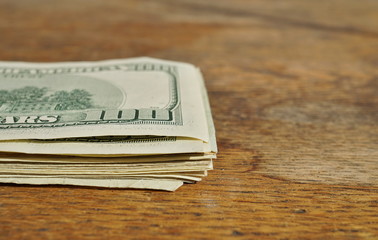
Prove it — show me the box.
[0,0,377,239]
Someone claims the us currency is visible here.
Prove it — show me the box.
[0,136,213,156]
[0,57,217,190]
[0,177,185,191]
[0,160,213,174]
[0,58,212,142]
[0,152,215,163]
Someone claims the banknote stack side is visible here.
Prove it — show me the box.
[0,57,217,191]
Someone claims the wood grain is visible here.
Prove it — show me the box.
[0,0,377,239]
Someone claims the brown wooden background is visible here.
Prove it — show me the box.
[0,0,377,239]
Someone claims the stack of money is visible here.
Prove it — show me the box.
[0,57,217,191]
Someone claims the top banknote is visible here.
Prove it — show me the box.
[0,57,215,146]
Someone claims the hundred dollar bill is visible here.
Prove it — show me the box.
[0,152,215,163]
[0,177,184,191]
[0,136,213,156]
[0,57,211,142]
[0,159,213,175]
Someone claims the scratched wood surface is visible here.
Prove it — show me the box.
[0,0,377,239]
